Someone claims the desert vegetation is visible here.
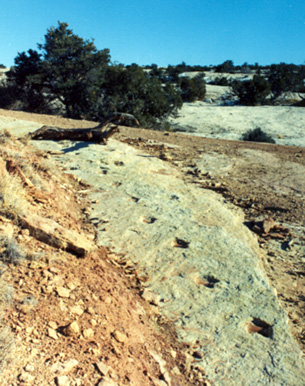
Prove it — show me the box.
[240,127,276,144]
[231,75,271,106]
[0,22,209,128]
[0,22,185,128]
[0,22,304,131]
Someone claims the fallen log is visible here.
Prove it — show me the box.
[27,113,140,144]
[27,123,119,145]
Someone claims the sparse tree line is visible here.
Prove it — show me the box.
[0,22,205,129]
[0,22,304,130]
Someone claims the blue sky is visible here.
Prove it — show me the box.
[1,0,304,67]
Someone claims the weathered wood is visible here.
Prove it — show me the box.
[28,123,119,144]
[27,113,140,144]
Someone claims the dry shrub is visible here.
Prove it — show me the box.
[0,130,13,145]
[0,235,26,265]
[37,157,60,177]
[0,172,28,219]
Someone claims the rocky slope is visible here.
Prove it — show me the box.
[0,129,200,386]
[0,110,305,385]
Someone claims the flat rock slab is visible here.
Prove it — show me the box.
[169,104,305,147]
[0,116,41,136]
[3,118,305,385]
[19,213,95,257]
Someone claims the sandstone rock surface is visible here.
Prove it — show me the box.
[4,118,305,385]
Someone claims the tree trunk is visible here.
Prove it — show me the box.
[27,123,119,144]
[26,113,139,144]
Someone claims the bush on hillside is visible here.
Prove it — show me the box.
[231,75,271,106]
[179,74,206,102]
[215,60,235,73]
[210,76,230,86]
[267,63,305,99]
[241,127,275,144]
[2,22,182,128]
[91,63,182,127]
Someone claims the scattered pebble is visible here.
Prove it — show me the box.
[56,375,70,386]
[56,287,71,298]
[24,364,35,373]
[48,327,58,340]
[83,328,94,339]
[70,305,84,316]
[18,372,35,383]
[112,330,127,343]
[48,321,58,330]
[62,321,80,337]
[95,361,110,376]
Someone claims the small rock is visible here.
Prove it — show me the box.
[86,306,95,315]
[41,285,53,294]
[48,327,58,340]
[59,359,78,375]
[92,293,99,301]
[96,361,110,375]
[62,321,80,337]
[112,330,127,343]
[24,364,35,373]
[56,375,70,386]
[83,328,94,339]
[18,372,35,383]
[56,287,71,298]
[172,366,180,375]
[25,327,34,335]
[91,319,97,327]
[66,282,77,290]
[22,229,30,236]
[70,305,84,316]
[59,300,68,312]
[49,321,58,330]
[141,289,161,306]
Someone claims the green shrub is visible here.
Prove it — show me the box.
[210,76,230,86]
[231,75,271,106]
[6,22,182,127]
[179,74,206,102]
[241,127,275,144]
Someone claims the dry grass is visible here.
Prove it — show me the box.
[0,173,28,219]
[0,130,13,145]
[0,235,26,265]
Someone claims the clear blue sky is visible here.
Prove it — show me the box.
[1,0,304,67]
